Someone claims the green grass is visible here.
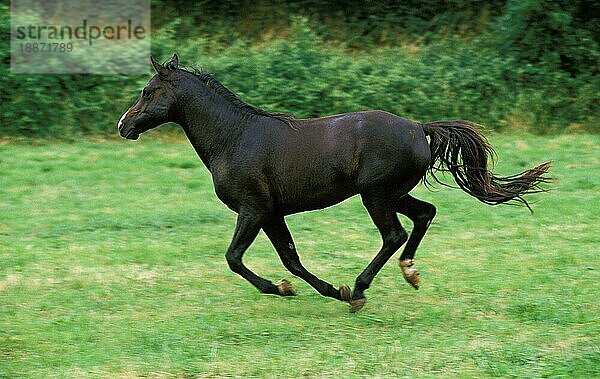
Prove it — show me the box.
[1,132,599,378]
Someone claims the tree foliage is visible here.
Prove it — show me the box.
[1,1,598,137]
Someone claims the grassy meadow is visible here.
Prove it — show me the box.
[0,132,599,377]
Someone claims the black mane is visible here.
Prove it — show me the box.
[181,67,297,127]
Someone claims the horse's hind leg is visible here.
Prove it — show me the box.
[262,216,348,301]
[350,193,409,312]
[395,194,436,289]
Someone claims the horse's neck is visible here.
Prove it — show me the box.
[175,90,248,170]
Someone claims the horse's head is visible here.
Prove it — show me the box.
[118,54,181,140]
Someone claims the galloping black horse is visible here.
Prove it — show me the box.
[118,54,551,312]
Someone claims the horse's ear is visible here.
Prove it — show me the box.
[164,53,179,70]
[150,56,168,77]
[170,53,179,67]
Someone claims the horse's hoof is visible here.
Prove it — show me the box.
[276,279,296,296]
[349,297,367,313]
[339,285,352,302]
[400,259,420,290]
[405,270,420,289]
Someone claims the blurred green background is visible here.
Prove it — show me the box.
[1,0,598,137]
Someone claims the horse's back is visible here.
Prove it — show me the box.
[260,110,430,213]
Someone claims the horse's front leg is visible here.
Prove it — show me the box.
[262,216,350,302]
[225,211,294,296]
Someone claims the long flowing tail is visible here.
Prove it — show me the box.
[421,120,552,210]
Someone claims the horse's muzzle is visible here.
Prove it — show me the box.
[117,109,140,140]
[118,118,139,140]
[119,125,140,140]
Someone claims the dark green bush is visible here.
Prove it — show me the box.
[175,19,597,133]
[1,3,598,137]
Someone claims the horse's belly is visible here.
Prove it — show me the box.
[276,175,358,215]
